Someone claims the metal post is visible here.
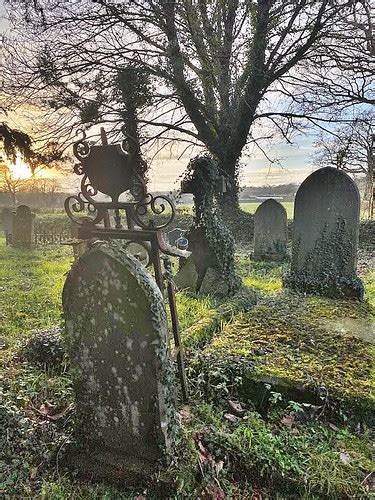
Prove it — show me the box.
[163,256,189,403]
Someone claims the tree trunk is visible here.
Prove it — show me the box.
[216,153,241,216]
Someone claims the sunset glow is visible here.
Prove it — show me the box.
[8,157,33,179]
[6,156,58,180]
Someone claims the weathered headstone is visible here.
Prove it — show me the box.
[253,199,288,261]
[1,208,13,245]
[174,254,199,292]
[285,167,363,299]
[12,205,35,249]
[62,242,175,479]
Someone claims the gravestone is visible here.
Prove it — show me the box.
[12,205,35,249]
[62,242,175,479]
[174,254,199,292]
[285,167,363,299]
[253,199,288,261]
[1,208,13,245]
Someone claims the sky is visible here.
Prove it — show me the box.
[147,137,316,191]
[0,0,320,191]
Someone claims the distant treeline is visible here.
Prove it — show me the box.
[0,176,367,209]
[239,183,298,201]
[0,192,69,209]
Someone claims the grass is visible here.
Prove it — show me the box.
[0,236,72,349]
[197,293,374,422]
[1,236,374,498]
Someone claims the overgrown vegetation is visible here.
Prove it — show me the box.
[1,236,374,498]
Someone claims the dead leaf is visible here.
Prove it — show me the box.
[195,434,211,465]
[47,404,74,421]
[178,405,191,424]
[33,402,73,421]
[201,484,226,500]
[280,414,296,428]
[224,413,240,423]
[228,400,245,417]
[30,467,38,480]
[36,402,56,417]
[328,422,339,431]
[215,460,224,476]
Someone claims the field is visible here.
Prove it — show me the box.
[177,201,370,220]
[240,201,295,218]
[1,235,374,498]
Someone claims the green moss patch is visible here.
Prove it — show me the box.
[196,293,374,423]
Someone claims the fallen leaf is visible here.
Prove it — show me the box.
[30,467,38,480]
[195,434,211,465]
[215,460,224,476]
[47,404,74,421]
[33,402,73,421]
[224,413,240,423]
[178,405,191,424]
[228,400,245,416]
[280,414,295,428]
[201,484,226,500]
[328,422,339,431]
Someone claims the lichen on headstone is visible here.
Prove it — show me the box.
[62,241,176,477]
[12,205,35,249]
[285,167,363,299]
[253,199,288,262]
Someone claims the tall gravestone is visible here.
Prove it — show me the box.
[12,205,35,249]
[285,167,363,299]
[62,242,175,479]
[1,208,13,245]
[253,199,288,261]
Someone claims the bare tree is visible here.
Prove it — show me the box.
[314,112,374,217]
[3,0,374,212]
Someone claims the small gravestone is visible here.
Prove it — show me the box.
[62,242,175,479]
[285,167,363,299]
[174,254,199,292]
[253,199,287,261]
[12,205,35,249]
[1,208,13,245]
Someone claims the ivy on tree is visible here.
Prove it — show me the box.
[182,155,240,296]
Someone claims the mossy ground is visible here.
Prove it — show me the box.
[1,236,374,498]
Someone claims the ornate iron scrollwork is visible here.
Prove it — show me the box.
[65,128,176,230]
[133,194,175,229]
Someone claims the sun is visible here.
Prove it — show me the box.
[6,155,56,180]
[8,157,33,180]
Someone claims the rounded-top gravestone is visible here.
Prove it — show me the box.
[253,199,288,261]
[12,205,35,249]
[1,207,13,245]
[62,242,175,479]
[285,167,363,299]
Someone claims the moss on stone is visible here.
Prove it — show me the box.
[196,292,374,423]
